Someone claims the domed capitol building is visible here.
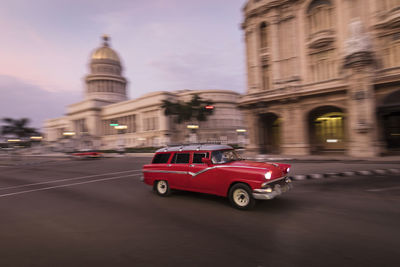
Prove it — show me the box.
[45,36,246,150]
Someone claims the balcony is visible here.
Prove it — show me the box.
[307,30,335,50]
[378,8,400,29]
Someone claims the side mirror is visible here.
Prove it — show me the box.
[201,158,212,166]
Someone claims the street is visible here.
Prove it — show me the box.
[0,157,399,267]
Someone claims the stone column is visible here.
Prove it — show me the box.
[245,26,260,92]
[86,110,101,137]
[343,20,381,157]
[268,11,280,88]
[245,111,260,154]
[345,61,380,157]
[280,102,310,155]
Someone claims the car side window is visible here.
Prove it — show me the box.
[171,153,190,164]
[192,152,210,164]
[152,153,171,164]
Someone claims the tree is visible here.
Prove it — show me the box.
[161,94,214,124]
[1,118,40,140]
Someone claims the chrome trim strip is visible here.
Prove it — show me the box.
[191,165,269,177]
[144,165,278,178]
[143,170,188,175]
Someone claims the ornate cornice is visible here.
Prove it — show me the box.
[242,0,298,29]
[239,82,347,108]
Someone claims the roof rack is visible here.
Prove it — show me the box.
[155,142,230,153]
[167,141,222,147]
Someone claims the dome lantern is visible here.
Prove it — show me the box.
[90,35,121,63]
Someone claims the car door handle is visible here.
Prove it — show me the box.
[189,164,195,167]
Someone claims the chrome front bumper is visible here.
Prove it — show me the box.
[253,178,293,200]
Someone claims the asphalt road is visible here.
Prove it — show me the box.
[0,157,399,267]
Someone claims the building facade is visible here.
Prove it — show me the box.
[240,0,400,156]
[45,36,246,150]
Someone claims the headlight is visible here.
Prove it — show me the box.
[286,167,290,173]
[264,171,272,180]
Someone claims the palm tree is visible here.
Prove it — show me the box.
[161,94,214,124]
[1,118,40,140]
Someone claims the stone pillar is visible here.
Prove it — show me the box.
[343,20,381,157]
[269,12,280,88]
[245,111,260,154]
[345,60,380,157]
[280,103,310,155]
[246,26,260,92]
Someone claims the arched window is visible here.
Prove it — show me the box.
[259,22,268,49]
[307,0,334,37]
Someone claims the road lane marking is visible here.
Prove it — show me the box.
[366,186,400,192]
[0,173,141,198]
[0,169,142,191]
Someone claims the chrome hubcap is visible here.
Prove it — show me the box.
[157,181,167,194]
[233,189,249,207]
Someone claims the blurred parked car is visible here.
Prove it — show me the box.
[70,149,103,159]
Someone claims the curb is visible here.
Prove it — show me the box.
[290,168,400,181]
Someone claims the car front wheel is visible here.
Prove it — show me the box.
[155,180,171,196]
[228,183,255,210]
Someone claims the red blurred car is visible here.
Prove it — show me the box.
[142,144,292,210]
[71,149,103,159]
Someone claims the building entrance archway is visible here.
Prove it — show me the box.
[308,106,345,154]
[258,113,281,154]
[379,90,400,153]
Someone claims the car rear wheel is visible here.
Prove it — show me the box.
[228,183,255,210]
[155,180,171,196]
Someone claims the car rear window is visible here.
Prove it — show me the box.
[152,153,171,164]
[193,152,210,164]
[171,153,190,164]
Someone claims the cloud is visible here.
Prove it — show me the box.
[0,75,80,129]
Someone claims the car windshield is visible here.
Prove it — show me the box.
[211,149,241,164]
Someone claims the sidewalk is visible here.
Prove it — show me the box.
[244,153,400,163]
[244,153,400,180]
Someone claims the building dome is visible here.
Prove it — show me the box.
[85,35,128,103]
[90,35,120,62]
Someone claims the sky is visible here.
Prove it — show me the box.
[0,0,247,129]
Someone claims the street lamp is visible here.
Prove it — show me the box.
[114,125,127,154]
[114,125,127,130]
[62,131,76,152]
[236,129,247,148]
[62,131,76,136]
[187,124,199,143]
[30,136,43,154]
[7,139,21,142]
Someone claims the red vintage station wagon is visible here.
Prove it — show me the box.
[142,144,292,210]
